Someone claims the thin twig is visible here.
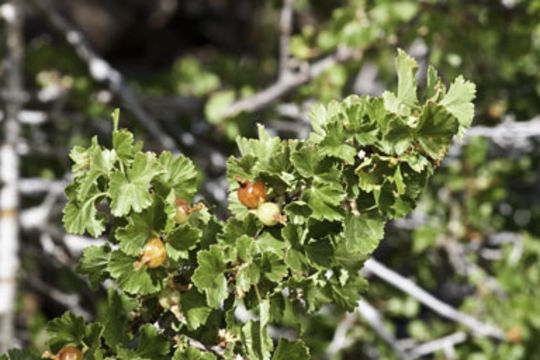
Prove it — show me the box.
[19,177,67,195]
[0,109,48,125]
[183,335,244,360]
[19,179,66,230]
[467,116,540,140]
[325,312,356,357]
[408,332,467,359]
[448,116,540,157]
[362,258,506,340]
[444,204,505,296]
[221,46,362,118]
[28,0,179,152]
[356,299,412,360]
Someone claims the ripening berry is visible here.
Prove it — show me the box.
[256,202,284,226]
[134,238,167,270]
[237,179,267,208]
[158,288,181,310]
[507,325,522,343]
[174,198,191,224]
[57,346,82,360]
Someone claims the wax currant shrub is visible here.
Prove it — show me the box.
[0,50,475,359]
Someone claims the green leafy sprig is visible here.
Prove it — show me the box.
[30,50,475,360]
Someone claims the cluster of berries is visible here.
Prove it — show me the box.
[236,177,285,226]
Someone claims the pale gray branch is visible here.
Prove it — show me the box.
[222,46,362,118]
[326,312,356,357]
[362,258,506,340]
[448,116,540,157]
[357,299,412,360]
[464,116,540,143]
[19,177,66,195]
[409,332,467,359]
[0,109,48,125]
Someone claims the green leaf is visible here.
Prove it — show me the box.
[192,245,229,308]
[83,322,106,355]
[290,147,339,184]
[383,114,413,155]
[46,312,86,351]
[242,300,273,360]
[115,216,153,257]
[344,213,385,255]
[261,253,288,282]
[425,65,445,101]
[77,148,116,201]
[180,288,212,331]
[301,181,346,221]
[112,108,120,130]
[257,232,287,257]
[109,152,164,216]
[115,348,146,360]
[69,145,92,174]
[284,201,312,225]
[166,224,202,261]
[341,96,379,146]
[235,236,261,292]
[305,238,334,269]
[333,241,367,272]
[383,49,419,115]
[158,152,198,201]
[272,338,310,360]
[439,75,476,138]
[285,248,309,275]
[394,165,406,195]
[2,349,41,360]
[307,103,328,142]
[102,287,137,347]
[318,122,357,164]
[108,250,162,295]
[237,262,261,293]
[326,276,366,311]
[395,48,419,109]
[416,102,459,160]
[76,245,111,289]
[136,324,170,359]
[355,154,397,193]
[113,125,137,162]
[63,195,106,238]
[236,124,281,161]
[172,346,217,360]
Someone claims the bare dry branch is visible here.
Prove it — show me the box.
[357,299,412,360]
[409,332,467,359]
[325,312,356,357]
[222,46,362,118]
[362,258,506,340]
